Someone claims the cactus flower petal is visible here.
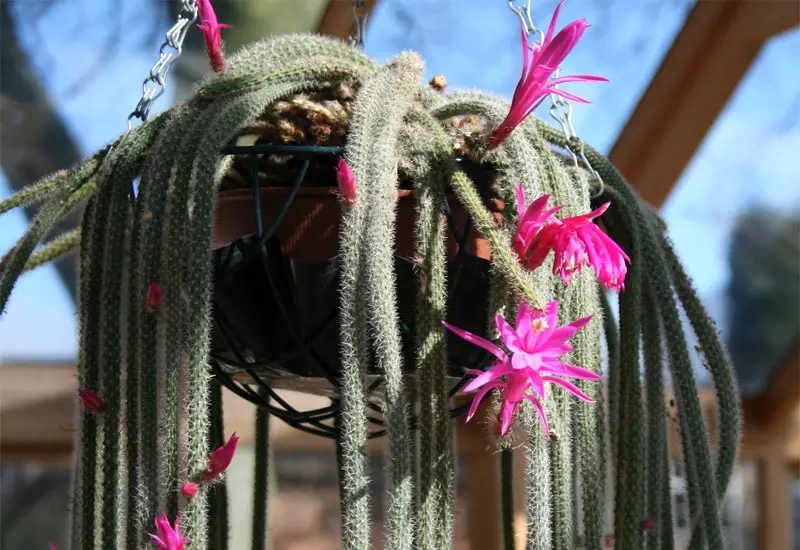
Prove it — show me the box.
[196,0,230,73]
[443,298,597,436]
[337,158,356,207]
[442,320,507,363]
[148,512,188,550]
[524,394,550,438]
[202,432,239,481]
[487,1,607,150]
[79,390,108,413]
[513,188,630,290]
[466,380,503,423]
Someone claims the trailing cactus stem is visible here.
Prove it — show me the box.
[642,288,666,550]
[22,229,81,273]
[401,108,454,550]
[351,52,424,550]
[448,170,542,308]
[164,83,309,547]
[132,104,199,530]
[72,198,101,550]
[525,413,552,550]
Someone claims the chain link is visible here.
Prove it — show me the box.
[107,1,197,199]
[508,0,603,192]
[127,1,199,129]
[508,0,543,43]
[349,0,368,49]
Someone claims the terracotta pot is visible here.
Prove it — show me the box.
[209,187,505,388]
[211,187,502,262]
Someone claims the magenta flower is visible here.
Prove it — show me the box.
[524,200,630,290]
[79,390,108,413]
[337,158,356,208]
[149,513,188,550]
[489,370,550,437]
[202,432,239,481]
[487,1,607,150]
[456,367,550,437]
[196,0,230,73]
[512,186,562,262]
[443,299,599,436]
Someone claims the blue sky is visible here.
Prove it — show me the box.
[1,0,798,362]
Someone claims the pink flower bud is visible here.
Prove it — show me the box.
[196,0,231,73]
[79,390,107,413]
[201,433,239,482]
[146,282,162,313]
[49,543,58,550]
[181,483,199,498]
[336,158,356,208]
[150,512,188,549]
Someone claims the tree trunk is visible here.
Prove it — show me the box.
[1,3,83,302]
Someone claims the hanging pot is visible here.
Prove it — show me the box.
[208,160,505,396]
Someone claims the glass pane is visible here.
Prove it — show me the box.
[660,27,800,391]
[367,0,695,152]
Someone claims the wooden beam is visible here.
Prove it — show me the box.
[757,458,795,549]
[4,363,800,464]
[455,402,502,550]
[0,364,385,461]
[317,0,377,39]
[742,342,800,427]
[608,0,799,207]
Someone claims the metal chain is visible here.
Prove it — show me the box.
[108,0,198,199]
[508,0,544,43]
[127,0,199,129]
[508,0,603,192]
[349,0,368,49]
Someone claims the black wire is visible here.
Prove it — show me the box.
[208,143,501,438]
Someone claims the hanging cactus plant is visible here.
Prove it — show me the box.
[0,3,740,549]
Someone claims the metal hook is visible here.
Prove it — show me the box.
[349,0,369,49]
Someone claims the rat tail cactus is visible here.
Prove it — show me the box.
[0,15,739,550]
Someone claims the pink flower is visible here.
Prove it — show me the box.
[49,543,58,550]
[493,370,550,437]
[79,390,107,413]
[487,1,607,149]
[337,158,356,208]
[202,432,239,481]
[523,199,630,290]
[512,186,562,261]
[196,0,230,73]
[146,282,162,313]
[149,512,188,550]
[443,299,599,436]
[181,482,199,498]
